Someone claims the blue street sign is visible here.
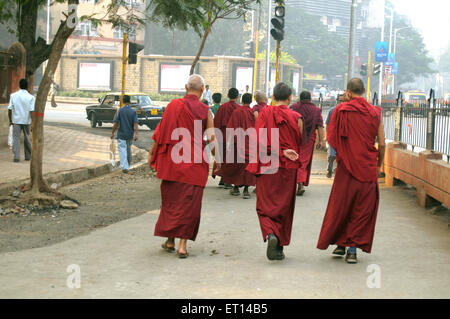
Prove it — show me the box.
[375,41,389,62]
[392,62,399,75]
[388,53,395,62]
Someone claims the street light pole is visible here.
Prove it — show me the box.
[265,0,271,97]
[392,26,411,93]
[378,0,385,102]
[347,0,357,80]
[387,8,394,94]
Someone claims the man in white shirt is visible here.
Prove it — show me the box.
[202,84,212,106]
[8,78,34,162]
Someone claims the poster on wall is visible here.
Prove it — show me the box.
[234,66,253,94]
[160,64,192,93]
[292,71,300,96]
[78,62,111,90]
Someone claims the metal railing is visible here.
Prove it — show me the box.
[376,89,449,160]
[311,90,449,161]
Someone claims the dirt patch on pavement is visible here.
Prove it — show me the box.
[0,165,161,254]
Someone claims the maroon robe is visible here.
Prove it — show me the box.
[212,101,240,176]
[218,105,256,186]
[290,101,323,186]
[246,105,303,246]
[317,97,381,253]
[151,94,209,241]
[252,102,267,115]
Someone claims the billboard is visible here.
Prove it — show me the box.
[78,62,112,90]
[159,64,192,93]
[375,41,389,62]
[234,65,253,94]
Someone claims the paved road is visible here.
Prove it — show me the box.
[0,174,448,298]
[44,102,154,151]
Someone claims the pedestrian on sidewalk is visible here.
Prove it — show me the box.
[8,78,34,163]
[290,91,326,196]
[110,95,138,174]
[212,88,241,189]
[246,82,303,261]
[252,91,268,119]
[317,78,386,264]
[149,74,216,258]
[202,84,212,106]
[217,93,256,199]
[325,94,345,178]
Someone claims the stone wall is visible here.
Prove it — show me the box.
[0,104,9,147]
[54,54,304,97]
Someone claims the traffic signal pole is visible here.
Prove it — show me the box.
[275,40,280,82]
[121,32,127,107]
[367,51,371,101]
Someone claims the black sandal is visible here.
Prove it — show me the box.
[161,243,175,252]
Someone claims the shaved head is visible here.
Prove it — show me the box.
[347,78,365,95]
[255,91,267,103]
[186,74,205,91]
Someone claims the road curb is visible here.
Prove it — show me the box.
[0,149,148,196]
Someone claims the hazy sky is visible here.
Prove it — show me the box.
[392,0,450,58]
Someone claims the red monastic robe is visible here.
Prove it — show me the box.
[246,105,303,246]
[212,101,240,176]
[290,101,324,186]
[252,102,267,115]
[151,94,209,241]
[218,105,256,186]
[317,97,381,253]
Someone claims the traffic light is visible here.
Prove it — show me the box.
[373,63,381,75]
[128,42,144,64]
[270,4,285,41]
[360,63,368,76]
[243,40,255,58]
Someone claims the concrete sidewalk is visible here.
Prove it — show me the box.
[0,125,144,194]
[0,175,448,298]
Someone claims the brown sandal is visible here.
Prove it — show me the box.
[177,251,189,258]
[161,243,175,252]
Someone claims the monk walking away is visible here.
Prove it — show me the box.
[149,74,216,258]
[252,91,268,118]
[220,93,256,199]
[317,78,386,264]
[246,82,303,261]
[213,88,241,189]
[290,91,326,196]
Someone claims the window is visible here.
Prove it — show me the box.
[74,21,97,37]
[124,0,140,7]
[113,25,136,40]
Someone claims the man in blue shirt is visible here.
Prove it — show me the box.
[110,95,138,173]
[325,94,345,178]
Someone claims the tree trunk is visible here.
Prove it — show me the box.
[29,13,76,194]
[190,26,211,75]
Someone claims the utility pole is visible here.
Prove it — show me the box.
[388,8,394,94]
[121,32,127,107]
[347,0,357,80]
[367,51,371,101]
[378,0,385,102]
[265,0,271,97]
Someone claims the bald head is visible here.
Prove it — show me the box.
[186,74,205,94]
[347,78,365,96]
[255,91,267,103]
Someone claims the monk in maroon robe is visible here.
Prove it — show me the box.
[149,74,216,258]
[212,88,240,188]
[218,93,256,198]
[252,91,268,118]
[290,91,326,196]
[247,82,303,261]
[317,78,385,264]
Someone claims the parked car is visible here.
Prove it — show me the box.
[85,93,164,130]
